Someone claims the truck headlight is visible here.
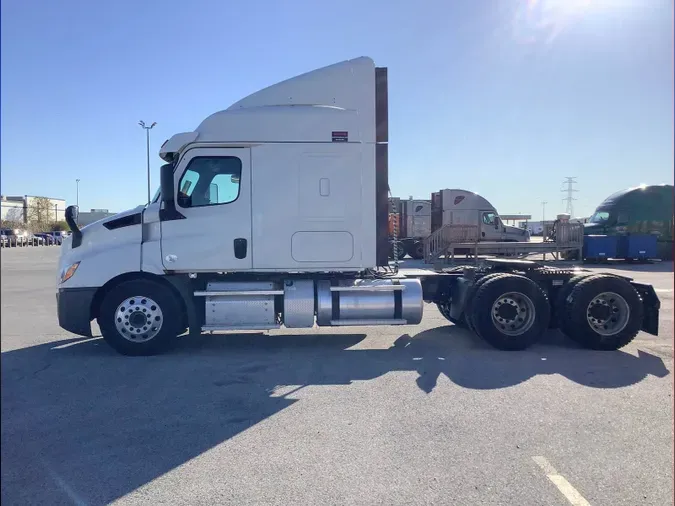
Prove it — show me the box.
[60,262,80,283]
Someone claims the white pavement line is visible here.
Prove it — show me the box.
[532,456,591,506]
[655,289,673,293]
[51,337,102,349]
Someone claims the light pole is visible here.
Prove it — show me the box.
[541,201,547,223]
[139,120,157,204]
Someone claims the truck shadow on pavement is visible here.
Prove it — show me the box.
[1,328,670,505]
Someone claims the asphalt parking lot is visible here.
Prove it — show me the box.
[2,247,673,506]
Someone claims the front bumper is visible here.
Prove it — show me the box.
[56,287,96,337]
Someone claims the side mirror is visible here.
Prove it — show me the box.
[65,205,82,248]
[160,163,174,204]
[494,217,500,229]
[159,163,186,221]
[65,205,79,225]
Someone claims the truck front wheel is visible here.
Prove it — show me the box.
[470,274,550,350]
[97,279,183,356]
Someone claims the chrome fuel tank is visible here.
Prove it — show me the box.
[316,278,423,326]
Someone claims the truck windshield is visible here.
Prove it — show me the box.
[152,187,161,203]
[589,211,610,223]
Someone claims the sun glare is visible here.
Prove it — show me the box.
[538,0,592,17]
[516,0,632,44]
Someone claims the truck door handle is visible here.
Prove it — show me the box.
[481,232,485,237]
[234,238,247,259]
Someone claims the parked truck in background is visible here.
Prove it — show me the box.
[388,189,531,260]
[431,189,531,242]
[585,184,674,260]
[388,197,431,260]
[55,56,659,356]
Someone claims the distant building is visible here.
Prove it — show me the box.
[1,195,66,223]
[78,209,116,226]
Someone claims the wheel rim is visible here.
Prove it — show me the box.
[491,292,536,336]
[114,296,163,342]
[586,291,629,336]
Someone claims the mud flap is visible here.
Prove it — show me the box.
[631,282,660,336]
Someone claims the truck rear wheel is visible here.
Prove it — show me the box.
[562,274,643,350]
[98,279,183,356]
[553,274,590,331]
[470,274,550,350]
[463,273,512,335]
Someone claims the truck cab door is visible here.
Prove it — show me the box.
[480,211,499,240]
[160,147,252,272]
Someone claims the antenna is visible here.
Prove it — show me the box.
[561,177,578,217]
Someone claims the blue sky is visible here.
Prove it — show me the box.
[1,0,672,219]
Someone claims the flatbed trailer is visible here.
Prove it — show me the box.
[55,57,660,356]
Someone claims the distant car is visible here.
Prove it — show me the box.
[33,233,55,245]
[28,233,45,246]
[0,228,29,246]
[48,231,69,245]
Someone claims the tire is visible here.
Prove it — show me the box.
[470,274,551,351]
[436,301,465,326]
[401,241,416,259]
[564,274,643,350]
[463,273,511,335]
[553,274,591,332]
[97,279,183,356]
[410,241,425,260]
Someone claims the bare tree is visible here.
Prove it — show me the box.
[26,197,54,232]
[2,207,24,228]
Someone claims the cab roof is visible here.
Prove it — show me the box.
[159,57,377,162]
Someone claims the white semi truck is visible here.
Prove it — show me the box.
[56,57,660,356]
[431,189,530,242]
[390,189,528,260]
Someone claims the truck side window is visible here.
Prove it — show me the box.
[482,212,496,225]
[177,156,242,208]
